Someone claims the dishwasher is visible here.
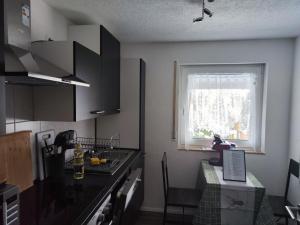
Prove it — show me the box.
[112,169,142,225]
[286,204,300,224]
[87,194,113,225]
[87,168,142,225]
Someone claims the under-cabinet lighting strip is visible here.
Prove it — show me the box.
[64,79,90,87]
[28,73,63,83]
[29,73,90,87]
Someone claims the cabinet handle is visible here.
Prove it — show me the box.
[91,110,106,114]
[285,206,296,220]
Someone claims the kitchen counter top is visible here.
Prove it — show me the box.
[20,149,141,225]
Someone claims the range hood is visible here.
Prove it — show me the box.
[0,0,90,87]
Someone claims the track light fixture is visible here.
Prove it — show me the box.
[193,17,203,22]
[203,8,213,17]
[193,0,214,22]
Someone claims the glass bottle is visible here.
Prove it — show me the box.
[73,144,84,179]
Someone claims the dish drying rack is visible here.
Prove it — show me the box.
[74,137,120,151]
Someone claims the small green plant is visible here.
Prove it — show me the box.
[193,128,214,138]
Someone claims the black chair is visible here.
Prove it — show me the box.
[268,159,299,225]
[161,152,201,225]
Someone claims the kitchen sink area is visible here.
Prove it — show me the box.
[65,149,135,175]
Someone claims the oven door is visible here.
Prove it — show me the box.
[112,168,142,225]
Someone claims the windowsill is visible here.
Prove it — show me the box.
[177,147,265,155]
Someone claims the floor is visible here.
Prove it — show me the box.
[133,211,193,225]
[133,211,292,225]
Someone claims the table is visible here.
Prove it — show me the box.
[193,160,276,225]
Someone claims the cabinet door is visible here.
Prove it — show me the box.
[74,42,101,121]
[139,59,146,153]
[0,77,5,134]
[100,26,120,113]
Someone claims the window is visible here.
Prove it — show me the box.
[177,64,265,152]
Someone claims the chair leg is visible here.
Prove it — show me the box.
[182,207,185,225]
[163,204,167,225]
[285,216,288,225]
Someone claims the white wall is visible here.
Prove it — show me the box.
[31,0,71,41]
[288,36,300,205]
[5,0,94,179]
[122,39,295,211]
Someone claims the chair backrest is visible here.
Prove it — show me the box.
[284,159,299,200]
[161,152,169,202]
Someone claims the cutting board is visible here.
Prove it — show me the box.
[0,131,33,191]
[0,141,7,184]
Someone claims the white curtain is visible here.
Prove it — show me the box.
[181,70,261,150]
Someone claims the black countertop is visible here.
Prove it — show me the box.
[20,150,140,225]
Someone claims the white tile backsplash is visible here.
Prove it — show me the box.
[5,123,14,134]
[41,120,94,138]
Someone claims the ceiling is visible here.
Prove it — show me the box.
[44,0,300,43]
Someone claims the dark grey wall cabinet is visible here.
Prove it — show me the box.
[0,77,5,134]
[74,43,101,120]
[6,85,34,124]
[0,6,5,134]
[69,25,121,116]
[99,26,120,114]
[32,41,100,121]
[139,59,146,153]
[2,25,121,122]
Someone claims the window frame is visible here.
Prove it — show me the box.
[176,63,266,153]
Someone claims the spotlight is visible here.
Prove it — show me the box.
[193,17,203,23]
[193,0,214,22]
[204,8,213,17]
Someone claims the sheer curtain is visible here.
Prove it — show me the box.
[179,64,264,151]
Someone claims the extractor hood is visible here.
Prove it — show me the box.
[0,0,90,87]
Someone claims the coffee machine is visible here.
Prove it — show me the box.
[36,130,76,180]
[44,130,76,179]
